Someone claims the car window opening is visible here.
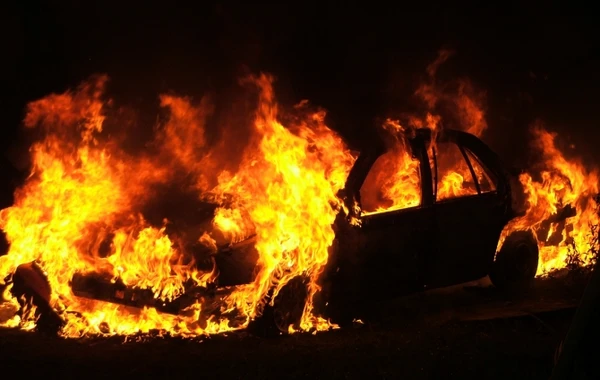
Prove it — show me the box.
[359,142,422,216]
[463,148,497,192]
[434,141,479,201]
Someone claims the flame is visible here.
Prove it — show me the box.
[361,48,490,215]
[498,126,599,274]
[210,74,355,330]
[0,73,355,336]
[359,119,421,215]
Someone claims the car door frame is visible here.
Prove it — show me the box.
[424,129,514,288]
[339,131,436,296]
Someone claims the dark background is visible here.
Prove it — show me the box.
[1,1,598,208]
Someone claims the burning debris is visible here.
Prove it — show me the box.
[0,55,598,338]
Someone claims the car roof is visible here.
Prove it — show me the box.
[352,127,466,155]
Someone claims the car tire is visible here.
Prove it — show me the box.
[490,230,539,292]
[247,275,309,337]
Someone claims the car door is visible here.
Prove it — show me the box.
[353,136,435,299]
[426,137,508,288]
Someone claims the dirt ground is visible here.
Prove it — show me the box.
[0,274,587,379]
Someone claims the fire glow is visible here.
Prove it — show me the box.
[0,63,598,337]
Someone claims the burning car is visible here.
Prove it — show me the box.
[1,75,597,337]
[6,125,541,334]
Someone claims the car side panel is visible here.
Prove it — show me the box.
[357,205,435,298]
[426,192,507,288]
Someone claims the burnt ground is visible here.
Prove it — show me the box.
[0,273,588,379]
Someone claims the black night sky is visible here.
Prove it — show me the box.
[1,2,599,206]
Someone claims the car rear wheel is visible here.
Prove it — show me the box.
[490,230,539,292]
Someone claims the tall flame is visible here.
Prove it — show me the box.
[209,74,356,328]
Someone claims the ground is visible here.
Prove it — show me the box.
[0,274,587,379]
